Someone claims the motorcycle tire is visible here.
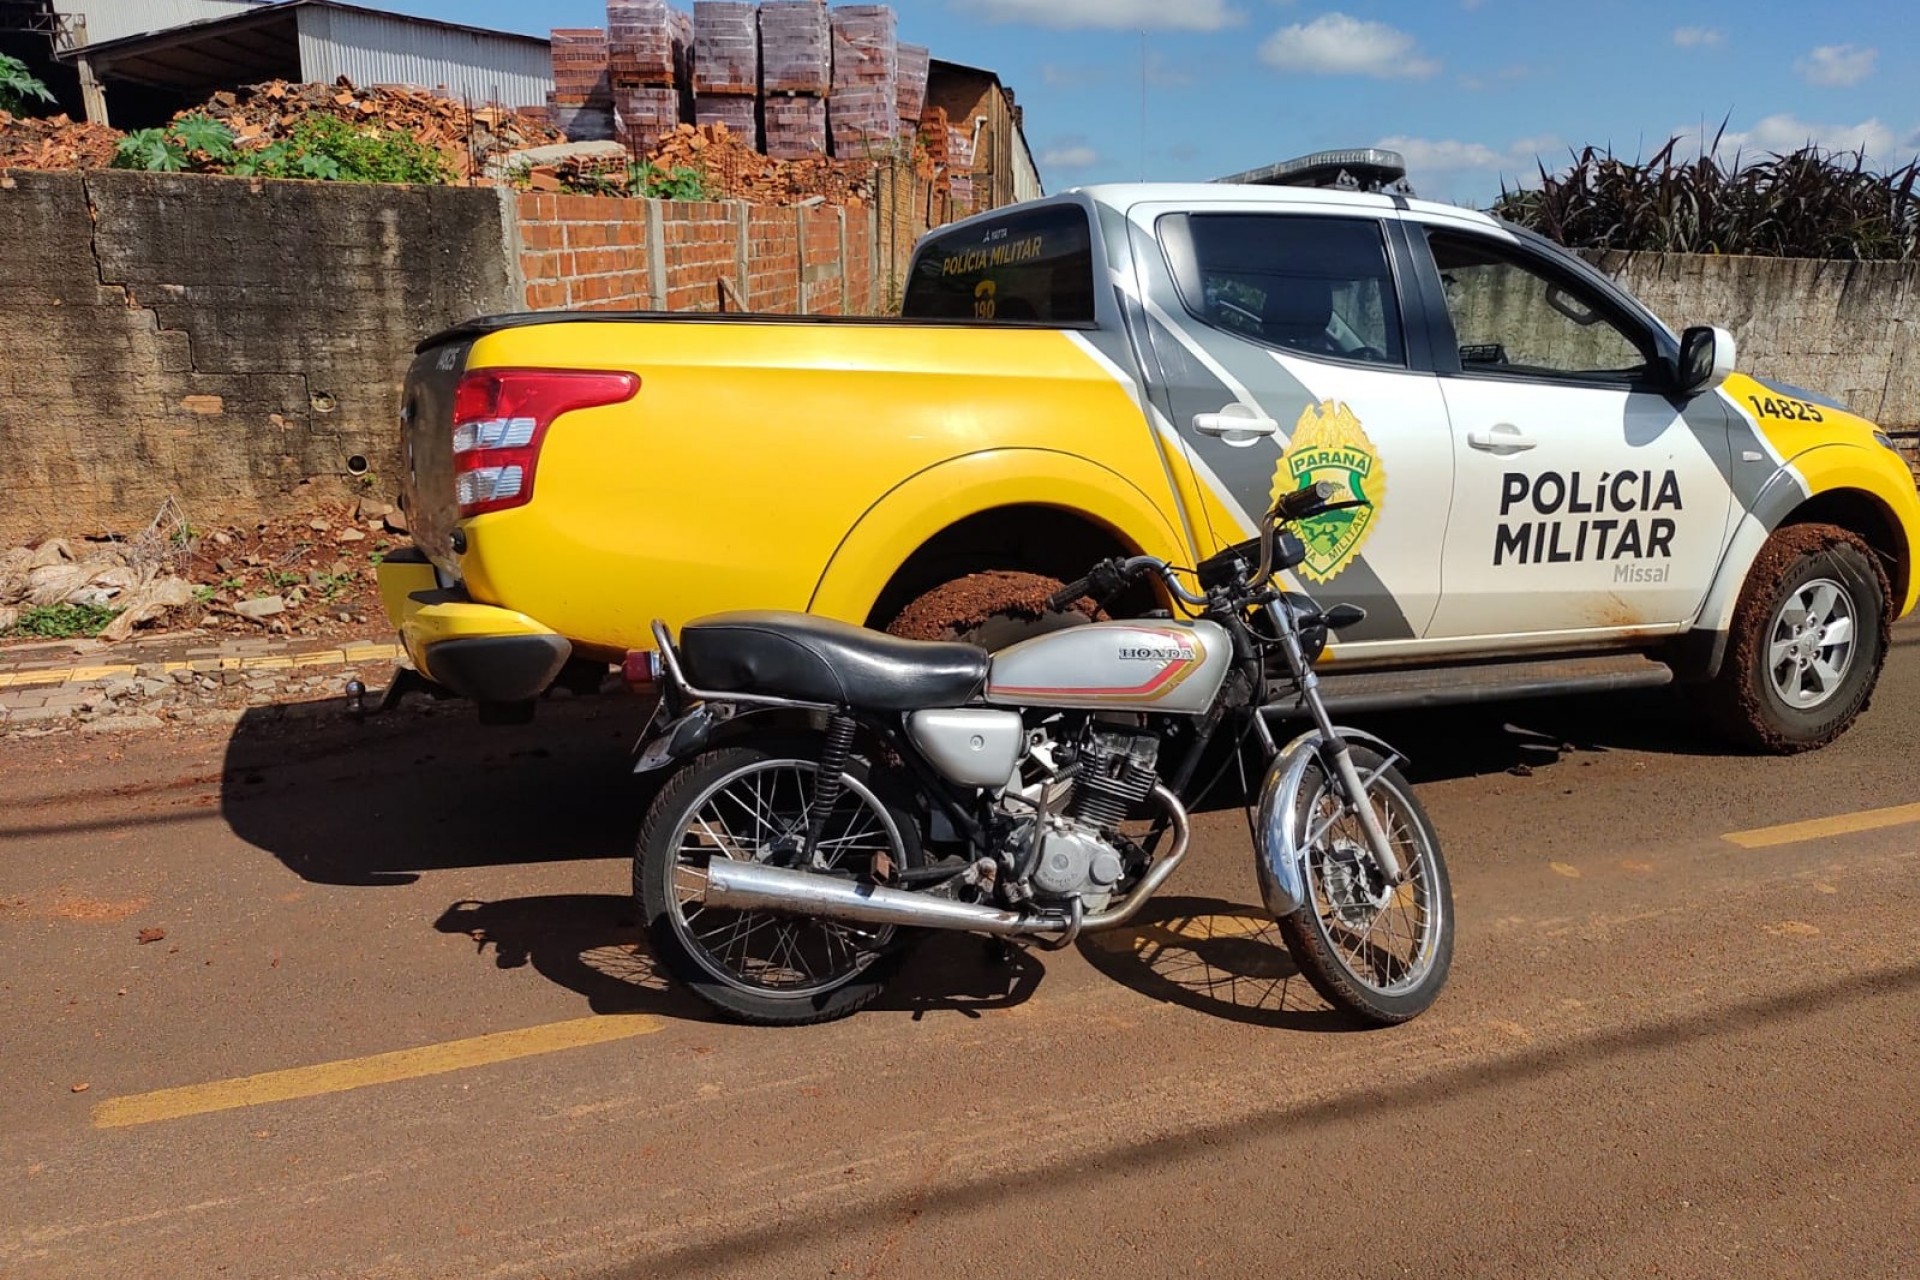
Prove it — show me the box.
[636,734,924,1026]
[1275,746,1454,1026]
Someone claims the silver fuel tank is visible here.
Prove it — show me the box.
[984,619,1232,715]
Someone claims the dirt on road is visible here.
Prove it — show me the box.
[2,622,1918,1278]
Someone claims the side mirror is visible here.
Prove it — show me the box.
[1677,325,1736,395]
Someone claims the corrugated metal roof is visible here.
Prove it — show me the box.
[297,5,551,107]
[65,0,265,47]
[66,1,553,108]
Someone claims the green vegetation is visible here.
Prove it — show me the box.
[8,603,122,639]
[560,160,715,201]
[0,53,55,115]
[1494,135,1920,262]
[114,113,452,185]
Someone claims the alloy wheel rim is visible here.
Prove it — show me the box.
[1767,577,1857,711]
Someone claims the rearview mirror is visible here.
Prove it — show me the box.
[1677,325,1737,395]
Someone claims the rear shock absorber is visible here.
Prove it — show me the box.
[803,713,857,868]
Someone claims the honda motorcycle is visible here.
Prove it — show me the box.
[630,482,1453,1026]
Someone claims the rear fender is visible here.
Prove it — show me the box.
[808,449,1190,624]
[1254,728,1402,918]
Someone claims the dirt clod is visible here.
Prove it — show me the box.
[136,927,167,945]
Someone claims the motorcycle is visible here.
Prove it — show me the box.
[630,482,1453,1026]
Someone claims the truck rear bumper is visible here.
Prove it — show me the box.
[377,553,572,704]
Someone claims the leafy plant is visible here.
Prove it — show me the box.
[265,569,303,591]
[114,128,189,173]
[0,52,55,115]
[112,115,236,173]
[1494,130,1920,261]
[631,161,713,201]
[8,603,122,639]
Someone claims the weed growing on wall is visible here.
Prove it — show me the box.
[1496,134,1920,261]
[114,113,451,185]
[553,160,716,201]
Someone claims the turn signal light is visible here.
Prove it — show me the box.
[452,368,640,518]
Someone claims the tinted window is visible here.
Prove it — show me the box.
[1174,214,1405,365]
[1425,230,1653,380]
[903,205,1096,323]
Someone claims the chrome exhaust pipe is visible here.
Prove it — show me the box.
[704,859,1037,935]
[702,785,1192,940]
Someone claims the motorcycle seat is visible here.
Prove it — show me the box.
[679,611,990,712]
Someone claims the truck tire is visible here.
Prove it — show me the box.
[884,570,1091,648]
[1700,523,1890,754]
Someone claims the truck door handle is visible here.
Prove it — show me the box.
[1194,404,1281,445]
[1466,424,1537,454]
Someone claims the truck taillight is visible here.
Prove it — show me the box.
[452,368,640,518]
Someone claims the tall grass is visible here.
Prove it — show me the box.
[1493,130,1920,261]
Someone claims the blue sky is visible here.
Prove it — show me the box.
[392,0,1918,205]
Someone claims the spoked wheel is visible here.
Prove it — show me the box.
[636,735,922,1025]
[1275,746,1453,1025]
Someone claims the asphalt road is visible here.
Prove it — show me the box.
[4,622,1919,1278]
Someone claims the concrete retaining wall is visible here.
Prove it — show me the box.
[1585,250,1920,431]
[0,170,518,544]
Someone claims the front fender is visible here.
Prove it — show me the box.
[807,448,1191,624]
[1254,727,1403,919]
[1695,443,1920,647]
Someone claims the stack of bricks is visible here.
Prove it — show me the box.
[946,121,977,213]
[759,0,829,159]
[548,28,615,141]
[607,0,692,152]
[692,2,761,151]
[828,5,898,158]
[895,43,929,138]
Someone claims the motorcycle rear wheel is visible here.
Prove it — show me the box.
[635,734,923,1026]
[1275,746,1453,1025]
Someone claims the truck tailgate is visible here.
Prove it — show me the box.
[398,339,471,575]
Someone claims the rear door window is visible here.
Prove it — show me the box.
[1168,214,1406,366]
[904,205,1096,323]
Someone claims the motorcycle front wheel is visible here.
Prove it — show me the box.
[1275,746,1453,1025]
[635,734,923,1026]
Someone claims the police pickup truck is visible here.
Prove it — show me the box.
[382,155,1920,752]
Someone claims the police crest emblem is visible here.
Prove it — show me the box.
[1272,400,1386,584]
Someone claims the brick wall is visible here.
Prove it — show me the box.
[515,192,877,316]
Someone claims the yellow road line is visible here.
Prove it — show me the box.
[1724,802,1920,850]
[92,1015,662,1129]
[0,644,403,690]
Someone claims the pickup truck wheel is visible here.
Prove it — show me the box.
[885,570,1090,648]
[1701,523,1890,754]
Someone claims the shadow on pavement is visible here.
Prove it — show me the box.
[436,893,1046,1023]
[220,698,655,886]
[1078,894,1355,1031]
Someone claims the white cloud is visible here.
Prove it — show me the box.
[1374,133,1559,200]
[1040,144,1101,170]
[1796,44,1877,87]
[1672,26,1725,48]
[950,0,1241,31]
[1260,14,1440,80]
[1682,114,1920,164]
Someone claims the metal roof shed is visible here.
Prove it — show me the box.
[64,0,552,124]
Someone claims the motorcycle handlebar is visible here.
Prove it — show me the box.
[1269,479,1338,525]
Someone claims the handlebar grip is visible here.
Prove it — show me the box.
[1045,576,1094,612]
[1273,480,1338,523]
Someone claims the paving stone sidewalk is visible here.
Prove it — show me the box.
[0,630,405,735]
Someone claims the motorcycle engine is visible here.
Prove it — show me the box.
[1026,728,1160,910]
